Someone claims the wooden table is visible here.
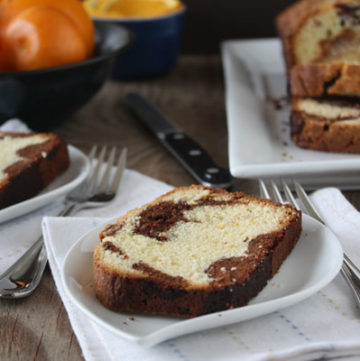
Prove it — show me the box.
[1,56,359,361]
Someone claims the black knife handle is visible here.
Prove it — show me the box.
[161,132,233,188]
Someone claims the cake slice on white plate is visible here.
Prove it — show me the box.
[94,185,302,318]
[0,131,69,209]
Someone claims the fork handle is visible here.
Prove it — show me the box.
[341,265,360,309]
[344,254,360,283]
[341,256,360,290]
[0,201,80,298]
[0,203,73,279]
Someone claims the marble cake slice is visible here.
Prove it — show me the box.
[0,131,70,209]
[93,185,302,318]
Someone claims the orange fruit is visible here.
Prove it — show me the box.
[5,5,88,71]
[0,0,95,71]
[0,0,94,55]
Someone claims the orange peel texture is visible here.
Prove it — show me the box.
[0,0,95,71]
[5,6,88,71]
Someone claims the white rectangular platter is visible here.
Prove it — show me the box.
[222,39,360,189]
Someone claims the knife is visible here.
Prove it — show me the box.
[125,92,233,189]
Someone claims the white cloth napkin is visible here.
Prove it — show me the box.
[311,188,360,265]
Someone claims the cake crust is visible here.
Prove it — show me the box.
[0,131,70,209]
[93,186,302,318]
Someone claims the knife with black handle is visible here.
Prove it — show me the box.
[125,92,233,189]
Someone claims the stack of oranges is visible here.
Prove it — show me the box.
[0,0,95,71]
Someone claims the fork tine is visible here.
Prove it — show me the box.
[88,145,97,164]
[259,179,270,199]
[71,145,98,199]
[109,147,127,194]
[97,146,116,193]
[294,181,323,223]
[270,180,284,203]
[88,145,107,194]
[341,266,360,304]
[343,254,360,279]
[282,180,300,210]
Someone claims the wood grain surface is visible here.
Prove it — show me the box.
[0,56,359,361]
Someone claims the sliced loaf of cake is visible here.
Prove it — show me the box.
[291,97,360,152]
[277,0,360,97]
[0,131,70,209]
[94,185,302,318]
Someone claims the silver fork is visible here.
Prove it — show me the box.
[0,145,127,299]
[259,179,360,309]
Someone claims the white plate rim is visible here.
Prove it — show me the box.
[61,214,343,347]
[0,145,90,223]
[221,38,360,179]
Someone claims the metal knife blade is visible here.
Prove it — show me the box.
[125,92,233,189]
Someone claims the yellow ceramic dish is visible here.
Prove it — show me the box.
[83,0,183,19]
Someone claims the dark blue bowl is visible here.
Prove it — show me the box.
[0,22,132,130]
[93,7,186,80]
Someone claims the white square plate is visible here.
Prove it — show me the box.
[62,215,342,347]
[222,39,360,189]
